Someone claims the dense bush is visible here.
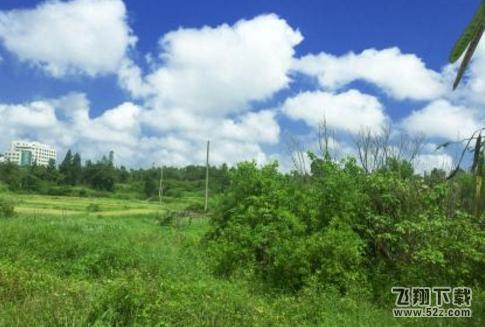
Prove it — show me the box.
[0,182,10,195]
[207,155,485,299]
[0,197,15,218]
[86,203,101,212]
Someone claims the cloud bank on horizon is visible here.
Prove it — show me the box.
[0,0,483,172]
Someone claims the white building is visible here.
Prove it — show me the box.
[5,141,56,166]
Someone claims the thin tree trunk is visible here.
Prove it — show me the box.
[159,165,164,205]
[205,141,210,212]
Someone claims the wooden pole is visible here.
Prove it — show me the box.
[205,141,210,212]
[159,165,164,205]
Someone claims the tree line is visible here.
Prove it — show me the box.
[0,150,230,199]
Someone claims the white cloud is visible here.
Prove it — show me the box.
[217,110,280,144]
[0,93,277,167]
[97,102,141,131]
[294,47,445,101]
[4,101,57,129]
[414,153,454,174]
[444,41,485,107]
[109,14,298,166]
[282,89,388,134]
[0,10,295,167]
[0,0,135,77]
[118,59,152,98]
[138,106,280,166]
[120,14,303,115]
[401,99,482,140]
[141,107,279,143]
[0,7,471,172]
[129,136,269,167]
[207,140,268,166]
[0,94,142,163]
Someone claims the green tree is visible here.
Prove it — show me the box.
[72,153,82,185]
[21,163,42,192]
[143,174,157,199]
[118,165,130,183]
[0,161,22,191]
[45,158,59,182]
[59,150,74,185]
[84,152,116,192]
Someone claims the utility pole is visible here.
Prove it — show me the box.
[159,165,164,205]
[205,141,210,212]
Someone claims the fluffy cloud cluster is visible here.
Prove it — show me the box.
[0,93,280,166]
[293,47,446,101]
[290,44,485,154]
[0,94,141,160]
[121,14,302,115]
[2,0,485,170]
[281,89,388,134]
[394,42,485,141]
[0,0,135,76]
[116,13,300,165]
[401,100,482,140]
[281,43,485,170]
[0,5,299,166]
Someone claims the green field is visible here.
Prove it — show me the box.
[0,194,477,326]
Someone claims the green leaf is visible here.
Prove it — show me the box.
[450,0,485,64]
[453,24,485,90]
[436,141,451,150]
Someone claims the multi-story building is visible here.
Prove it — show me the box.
[4,141,56,166]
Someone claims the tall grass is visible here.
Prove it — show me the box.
[0,195,480,326]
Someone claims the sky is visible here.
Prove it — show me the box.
[0,0,483,171]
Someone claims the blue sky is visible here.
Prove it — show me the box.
[0,0,477,107]
[0,0,484,170]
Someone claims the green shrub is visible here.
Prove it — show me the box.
[207,155,485,298]
[46,185,72,196]
[0,181,10,194]
[165,188,184,198]
[185,202,205,212]
[0,197,16,218]
[86,203,101,212]
[159,210,177,226]
[207,159,369,291]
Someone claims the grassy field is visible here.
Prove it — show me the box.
[12,193,200,215]
[0,194,479,326]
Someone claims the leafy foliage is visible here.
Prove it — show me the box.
[0,149,231,199]
[207,154,485,301]
[0,183,483,326]
[450,0,485,89]
[0,196,15,218]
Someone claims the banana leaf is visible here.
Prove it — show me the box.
[450,0,485,63]
[453,24,485,89]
